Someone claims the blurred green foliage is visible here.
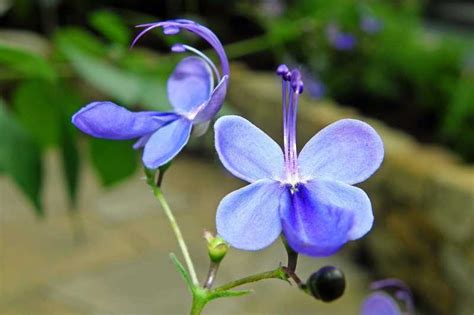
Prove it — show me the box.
[0,10,174,215]
[249,0,473,160]
[0,2,472,217]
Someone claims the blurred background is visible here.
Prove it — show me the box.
[0,0,473,314]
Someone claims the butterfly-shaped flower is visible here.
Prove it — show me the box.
[361,279,414,315]
[214,65,384,257]
[72,19,229,169]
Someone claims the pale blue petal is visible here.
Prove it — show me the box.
[281,179,373,257]
[214,116,284,182]
[167,56,213,114]
[361,292,402,315]
[193,75,228,124]
[72,101,166,139]
[216,180,284,251]
[142,117,192,169]
[298,119,384,185]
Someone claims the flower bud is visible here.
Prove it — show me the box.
[204,231,229,263]
[307,266,345,302]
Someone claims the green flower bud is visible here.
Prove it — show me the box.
[204,231,229,263]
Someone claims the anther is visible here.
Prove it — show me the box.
[276,64,291,81]
[163,25,180,35]
[290,70,304,93]
[276,64,289,76]
[171,43,186,52]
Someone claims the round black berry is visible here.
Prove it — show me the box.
[307,266,345,302]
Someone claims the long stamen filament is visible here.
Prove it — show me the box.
[277,65,304,184]
[177,44,221,81]
[282,79,289,163]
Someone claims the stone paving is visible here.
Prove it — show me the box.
[0,152,369,314]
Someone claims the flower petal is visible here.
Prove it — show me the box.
[214,115,284,182]
[167,56,213,114]
[193,75,228,124]
[72,101,168,139]
[298,119,384,185]
[280,179,373,257]
[216,180,284,251]
[142,117,192,169]
[361,292,402,315]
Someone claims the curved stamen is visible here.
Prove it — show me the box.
[132,19,230,76]
[277,65,304,184]
[172,44,221,82]
[277,65,290,164]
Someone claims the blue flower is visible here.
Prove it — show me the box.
[326,23,357,51]
[361,279,414,315]
[214,65,384,257]
[360,16,383,34]
[72,19,229,169]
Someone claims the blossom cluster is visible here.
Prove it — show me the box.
[72,18,384,259]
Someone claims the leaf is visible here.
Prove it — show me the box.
[12,80,62,147]
[0,100,43,215]
[209,289,253,300]
[89,10,131,46]
[54,27,108,57]
[60,120,80,208]
[0,44,56,81]
[56,30,171,109]
[169,253,193,291]
[89,138,137,186]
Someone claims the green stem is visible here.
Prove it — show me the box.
[215,267,288,291]
[190,291,208,315]
[152,186,199,286]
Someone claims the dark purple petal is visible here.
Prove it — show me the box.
[167,57,213,114]
[281,179,373,257]
[72,101,172,140]
[216,180,284,250]
[361,292,402,315]
[214,115,284,183]
[142,117,192,169]
[298,119,384,185]
[193,75,228,124]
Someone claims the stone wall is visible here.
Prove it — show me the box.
[224,65,474,315]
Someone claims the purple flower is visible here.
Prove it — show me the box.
[361,279,415,315]
[326,24,357,51]
[72,19,229,169]
[360,16,383,34]
[214,65,383,257]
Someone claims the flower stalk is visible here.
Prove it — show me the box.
[215,267,289,291]
[148,178,199,286]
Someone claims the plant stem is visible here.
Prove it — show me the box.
[215,267,288,291]
[203,261,220,289]
[190,288,208,315]
[152,186,199,286]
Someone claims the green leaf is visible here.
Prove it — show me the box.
[12,80,62,147]
[0,100,43,215]
[60,119,80,208]
[0,44,56,81]
[54,27,108,57]
[56,31,171,109]
[89,10,131,46]
[169,253,193,291]
[89,138,137,186]
[209,289,253,300]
